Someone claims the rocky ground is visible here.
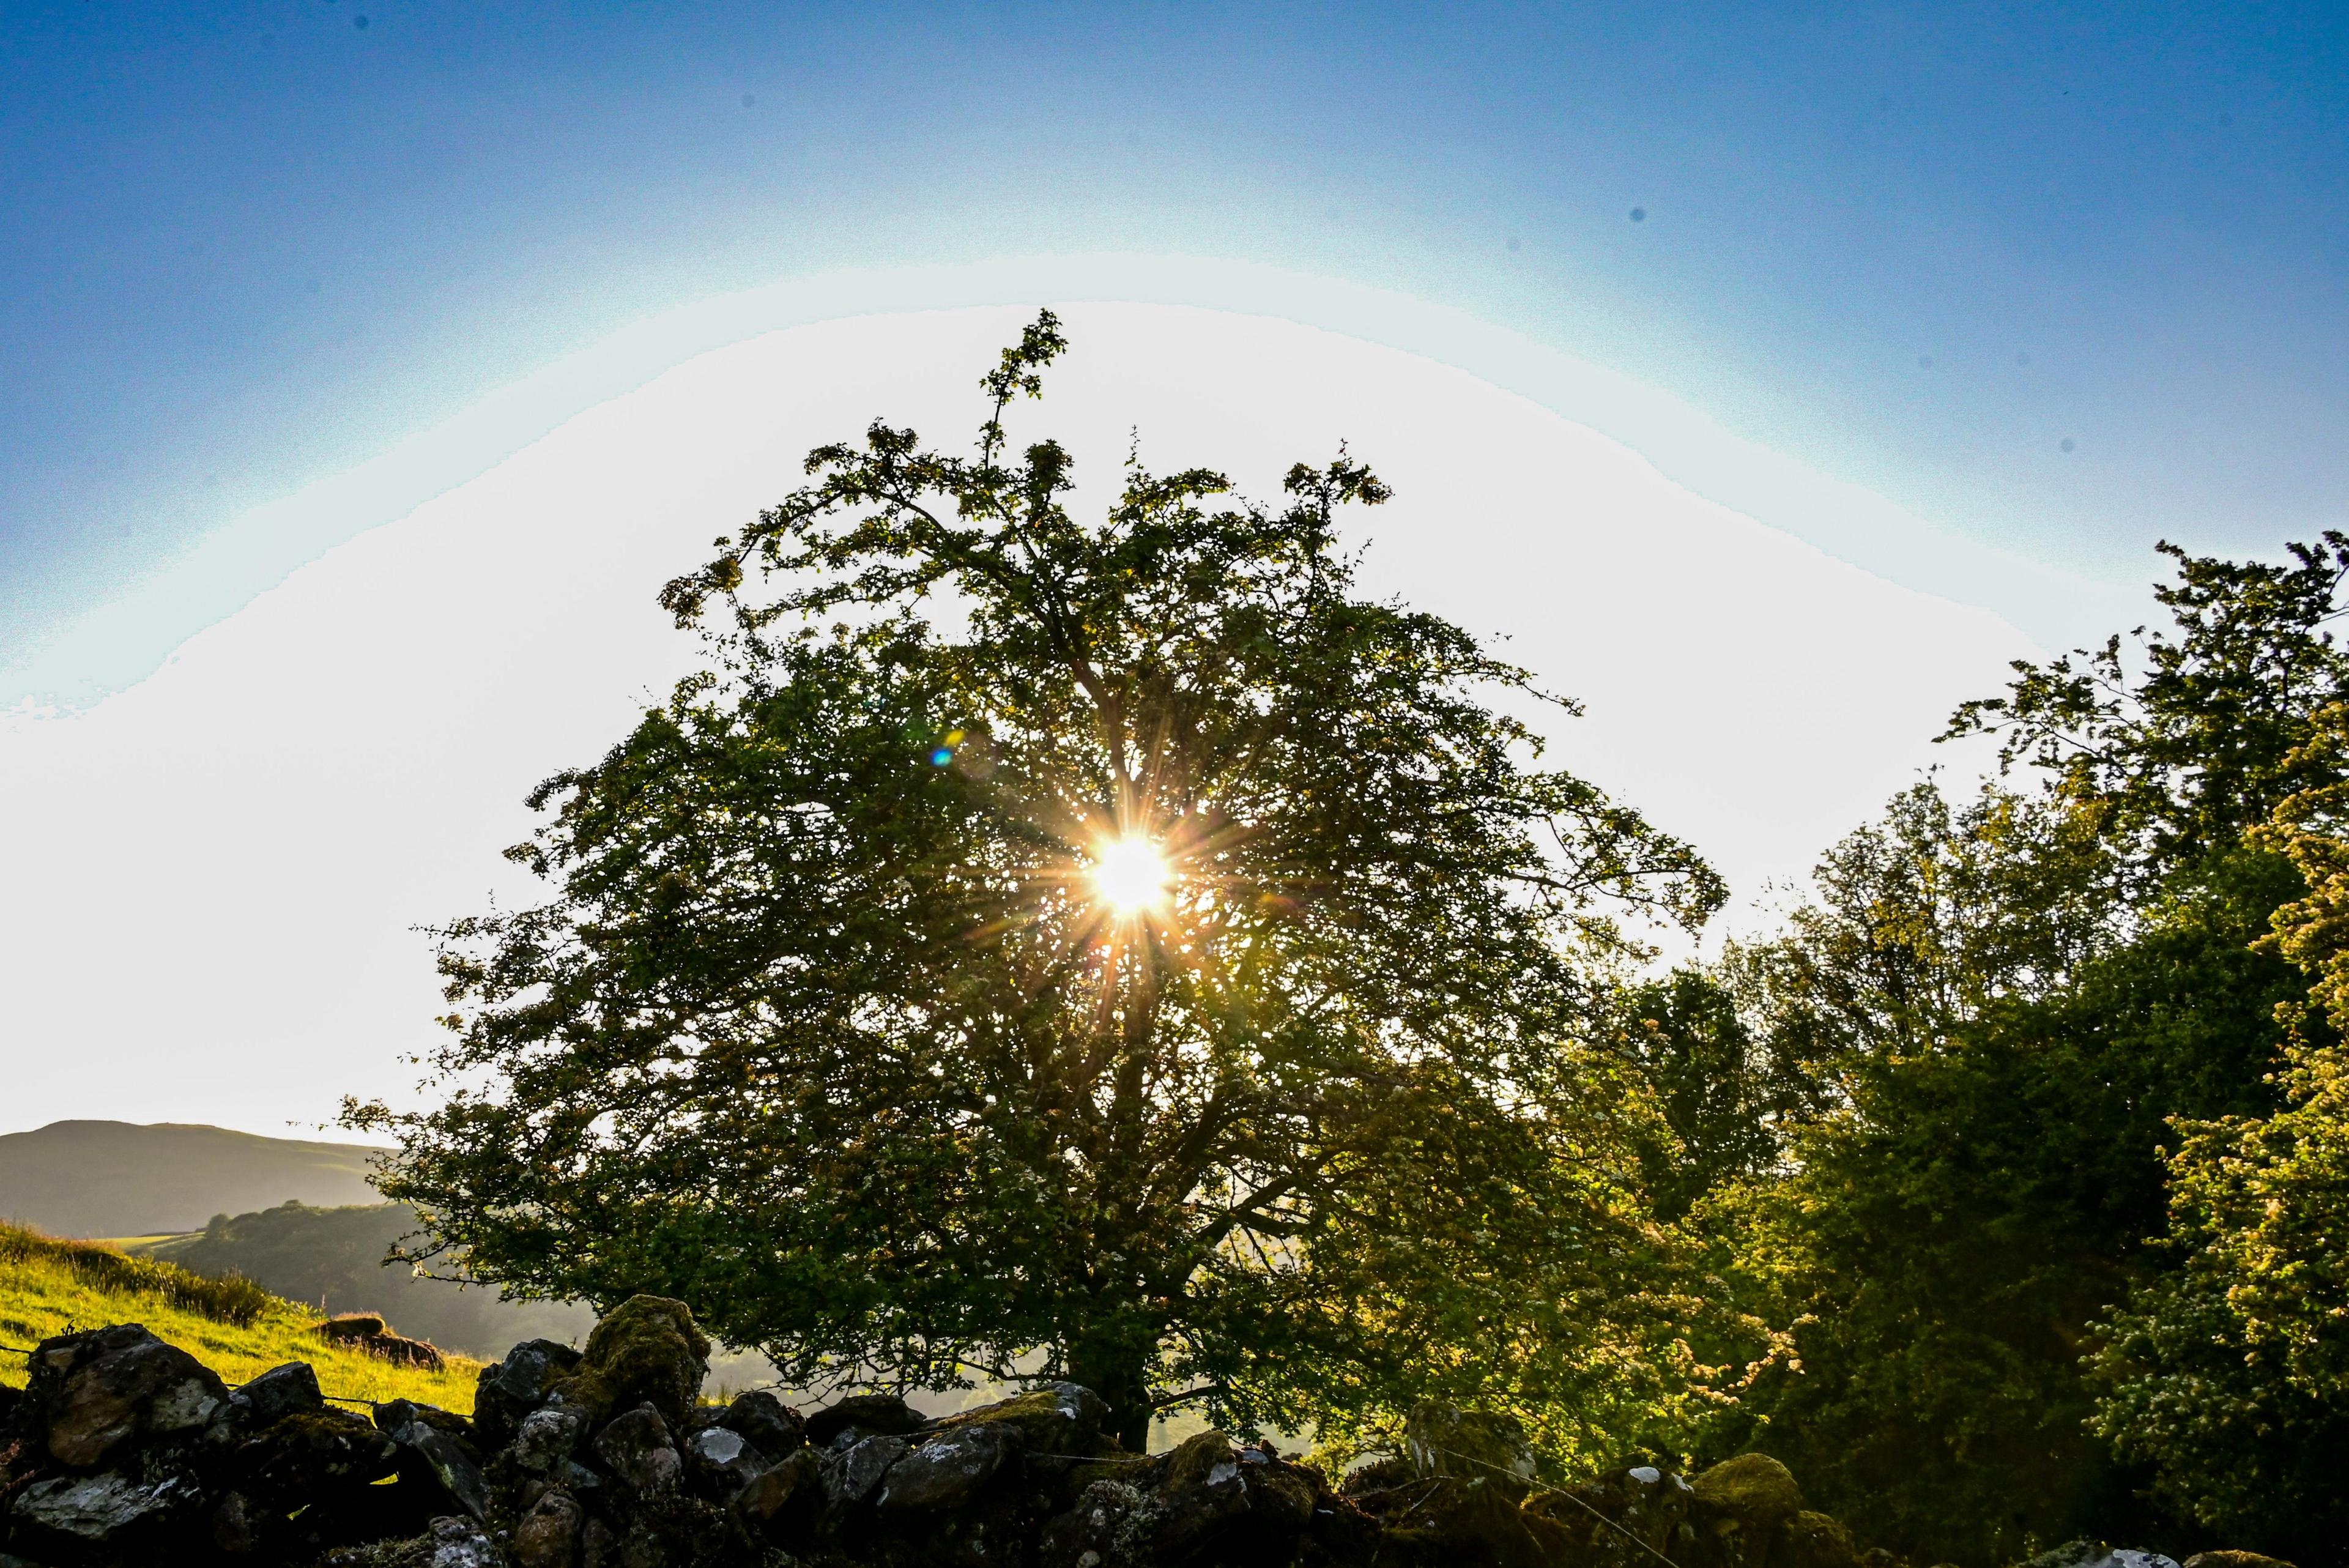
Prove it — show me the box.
[0,1296,2295,1568]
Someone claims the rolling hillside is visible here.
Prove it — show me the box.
[0,1219,480,1410]
[0,1119,780,1389]
[0,1120,389,1237]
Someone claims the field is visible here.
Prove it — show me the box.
[0,1221,481,1411]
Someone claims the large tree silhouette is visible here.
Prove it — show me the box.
[356,314,1723,1451]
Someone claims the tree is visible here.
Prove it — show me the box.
[2090,704,2349,1562]
[1711,607,2321,1564]
[1699,782,2147,1564]
[1608,965,1811,1224]
[353,313,1725,1453]
[1948,532,2349,875]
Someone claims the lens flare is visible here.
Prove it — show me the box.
[1093,837,1172,915]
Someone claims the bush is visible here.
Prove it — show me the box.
[0,1221,273,1328]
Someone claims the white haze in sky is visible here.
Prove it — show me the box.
[0,304,2037,1138]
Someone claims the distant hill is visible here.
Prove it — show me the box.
[0,1120,390,1238]
[133,1200,595,1358]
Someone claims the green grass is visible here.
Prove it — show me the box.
[0,1221,481,1411]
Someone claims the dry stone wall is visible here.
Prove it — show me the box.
[0,1297,2279,1568]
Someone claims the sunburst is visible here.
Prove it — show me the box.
[1091,836,1174,916]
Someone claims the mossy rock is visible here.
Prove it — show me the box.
[2184,1555,2297,1568]
[547,1295,710,1425]
[1693,1452,1803,1531]
[237,1406,403,1510]
[933,1383,1110,1452]
[1158,1429,1238,1494]
[1776,1509,1857,1568]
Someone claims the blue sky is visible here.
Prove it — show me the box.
[5,0,2345,698]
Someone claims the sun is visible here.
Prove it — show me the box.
[1092,836,1173,915]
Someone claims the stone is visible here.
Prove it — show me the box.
[319,1314,392,1342]
[821,1432,911,1509]
[232,1360,325,1426]
[241,1407,403,1501]
[2028,1546,2113,1568]
[1040,1478,1156,1568]
[376,1399,475,1441]
[369,1333,447,1372]
[1628,1466,1700,1560]
[628,1530,677,1568]
[426,1514,505,1568]
[877,1421,1017,1512]
[514,1487,587,1568]
[509,1405,589,1474]
[551,1297,709,1427]
[211,1495,264,1561]
[683,1424,766,1498]
[2184,1555,2298,1568]
[732,1447,823,1542]
[1527,1463,1701,1568]
[688,1425,746,1465]
[1778,1509,1859,1568]
[557,1457,606,1496]
[395,1419,495,1523]
[1694,1453,1806,1568]
[2024,1542,2184,1568]
[595,1403,683,1495]
[474,1338,586,1447]
[317,1318,446,1372]
[1404,1402,1539,1502]
[9,1471,194,1547]
[210,1489,266,1555]
[1152,1430,1316,1558]
[933,1382,1110,1454]
[804,1391,926,1447]
[1694,1451,1803,1525]
[717,1389,803,1456]
[1413,1482,1560,1568]
[22,1323,231,1467]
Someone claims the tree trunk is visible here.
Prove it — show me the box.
[1067,1332,1156,1452]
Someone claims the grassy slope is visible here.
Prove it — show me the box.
[0,1222,480,1411]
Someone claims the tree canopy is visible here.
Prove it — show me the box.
[1679,537,2349,1564]
[354,313,1725,1454]
[2089,702,2349,1558]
